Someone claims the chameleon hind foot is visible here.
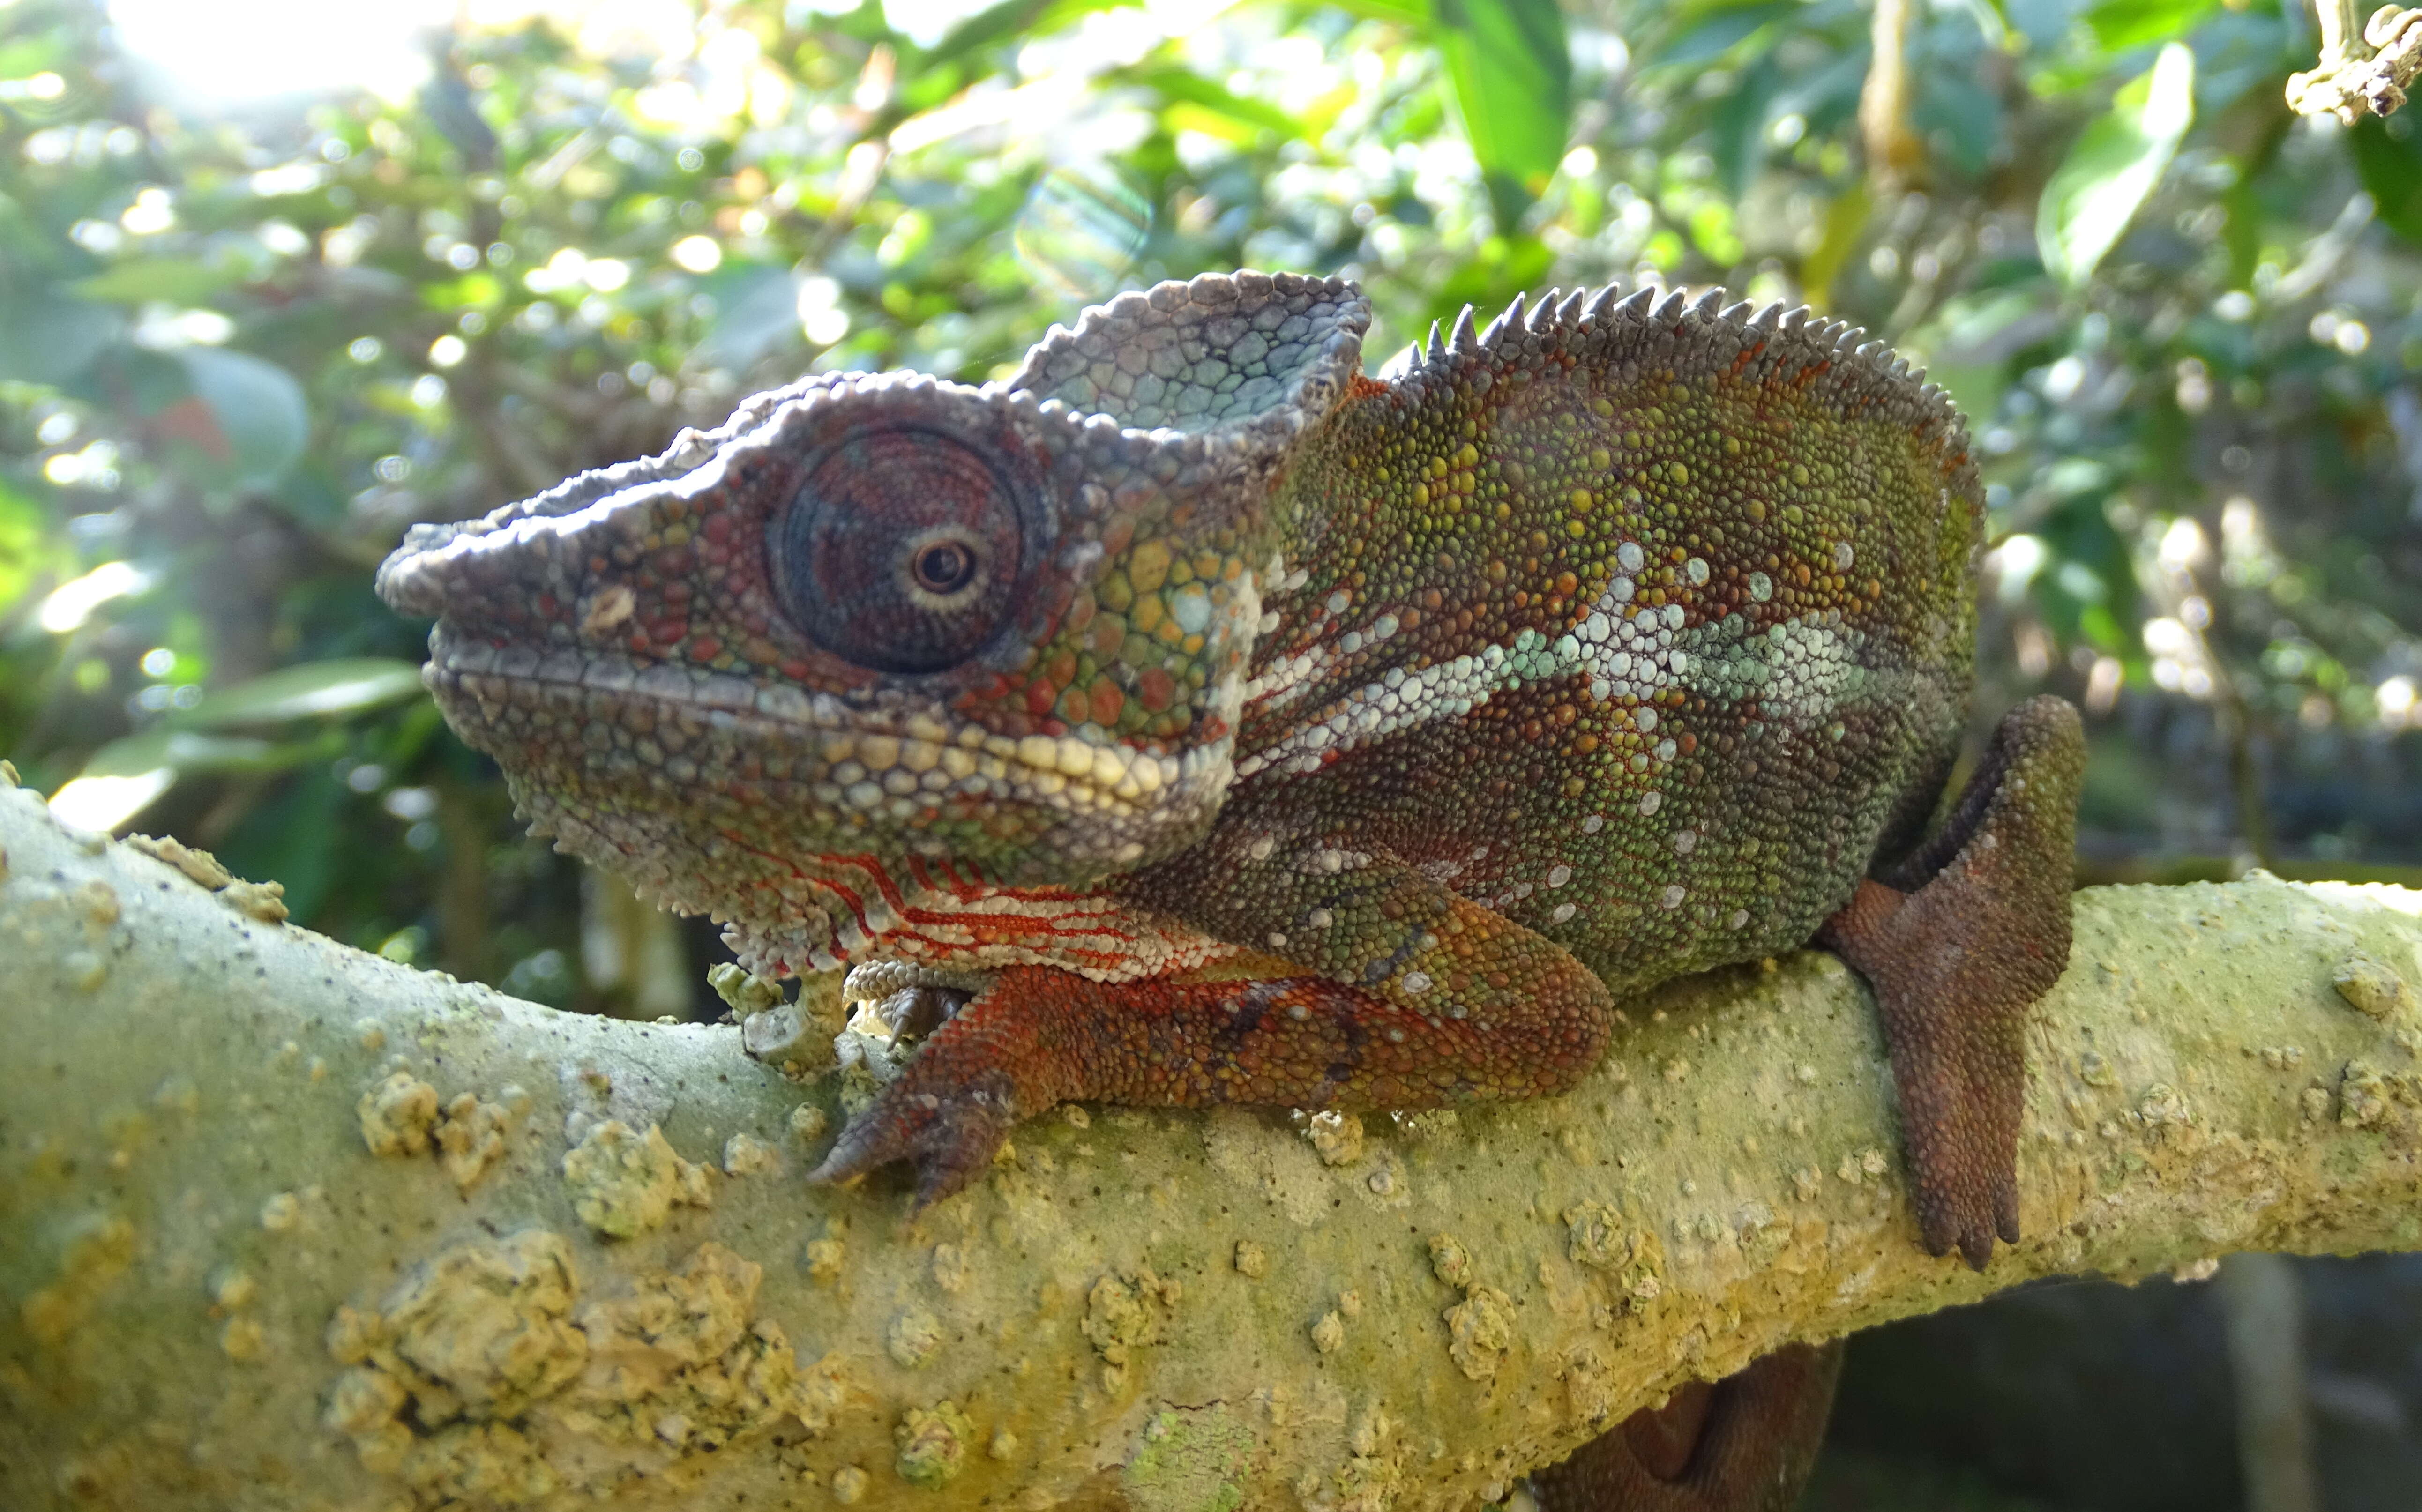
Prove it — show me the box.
[1820,695,2084,1269]
[1530,1342,1844,1512]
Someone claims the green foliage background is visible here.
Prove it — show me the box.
[2,0,2420,1012]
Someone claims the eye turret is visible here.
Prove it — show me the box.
[770,428,1033,675]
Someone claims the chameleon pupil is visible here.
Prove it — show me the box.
[915,541,976,594]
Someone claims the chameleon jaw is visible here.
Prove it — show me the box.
[419,629,1233,878]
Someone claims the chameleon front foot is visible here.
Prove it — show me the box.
[807,1063,1023,1209]
[807,952,1607,1207]
[806,969,1060,1208]
[1822,695,2085,1268]
[1530,1342,1844,1511]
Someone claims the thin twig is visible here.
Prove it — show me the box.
[2286,1,2422,121]
[1860,0,1922,184]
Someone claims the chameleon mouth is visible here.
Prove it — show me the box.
[420,633,1210,821]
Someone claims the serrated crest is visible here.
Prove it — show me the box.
[1364,278,1969,459]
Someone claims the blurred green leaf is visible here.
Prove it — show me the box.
[135,731,262,774]
[1427,234,1555,328]
[1709,58,1780,199]
[216,762,345,921]
[423,271,503,310]
[1914,63,2005,179]
[1801,183,1871,307]
[1325,0,1427,18]
[1952,0,2015,49]
[912,0,1143,74]
[1014,167,1152,299]
[1123,64,1308,142]
[171,658,427,728]
[2351,119,2422,246]
[1650,0,1796,69]
[0,296,120,385]
[149,347,310,495]
[694,260,805,373]
[80,727,336,778]
[0,475,68,618]
[0,36,71,76]
[71,258,243,305]
[2037,43,2196,287]
[2084,0,2223,51]
[1431,0,1573,232]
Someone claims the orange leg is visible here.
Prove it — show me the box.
[810,959,1610,1206]
[813,834,1615,1206]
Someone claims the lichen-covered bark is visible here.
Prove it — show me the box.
[2,779,2419,1512]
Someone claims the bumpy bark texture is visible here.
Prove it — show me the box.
[3,781,2420,1512]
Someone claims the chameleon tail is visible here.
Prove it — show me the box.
[1530,1342,1845,1512]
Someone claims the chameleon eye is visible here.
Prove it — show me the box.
[772,429,1030,675]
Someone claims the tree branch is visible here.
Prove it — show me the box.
[1860,0,1922,185]
[4,777,2421,1512]
[2287,0,2422,122]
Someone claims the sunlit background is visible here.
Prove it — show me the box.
[4,0,2422,1500]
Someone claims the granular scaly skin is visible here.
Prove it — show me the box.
[379,272,2083,1508]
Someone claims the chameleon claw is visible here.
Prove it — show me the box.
[806,1067,1021,1210]
[1912,1130,2021,1272]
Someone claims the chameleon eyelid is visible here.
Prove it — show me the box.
[770,426,1035,676]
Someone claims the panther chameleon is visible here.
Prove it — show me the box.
[378,270,2083,1509]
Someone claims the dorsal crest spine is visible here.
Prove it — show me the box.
[1387,279,1970,461]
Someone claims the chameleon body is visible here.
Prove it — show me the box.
[380,271,2083,1508]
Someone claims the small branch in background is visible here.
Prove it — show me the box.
[2206,620,2282,871]
[579,865,694,1019]
[435,776,489,983]
[1860,0,1922,185]
[2145,536,2279,870]
[2217,1253,2322,1512]
[2286,1,2422,121]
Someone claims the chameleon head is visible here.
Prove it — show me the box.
[376,270,1369,967]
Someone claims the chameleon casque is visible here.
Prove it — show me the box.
[378,271,2083,1509]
